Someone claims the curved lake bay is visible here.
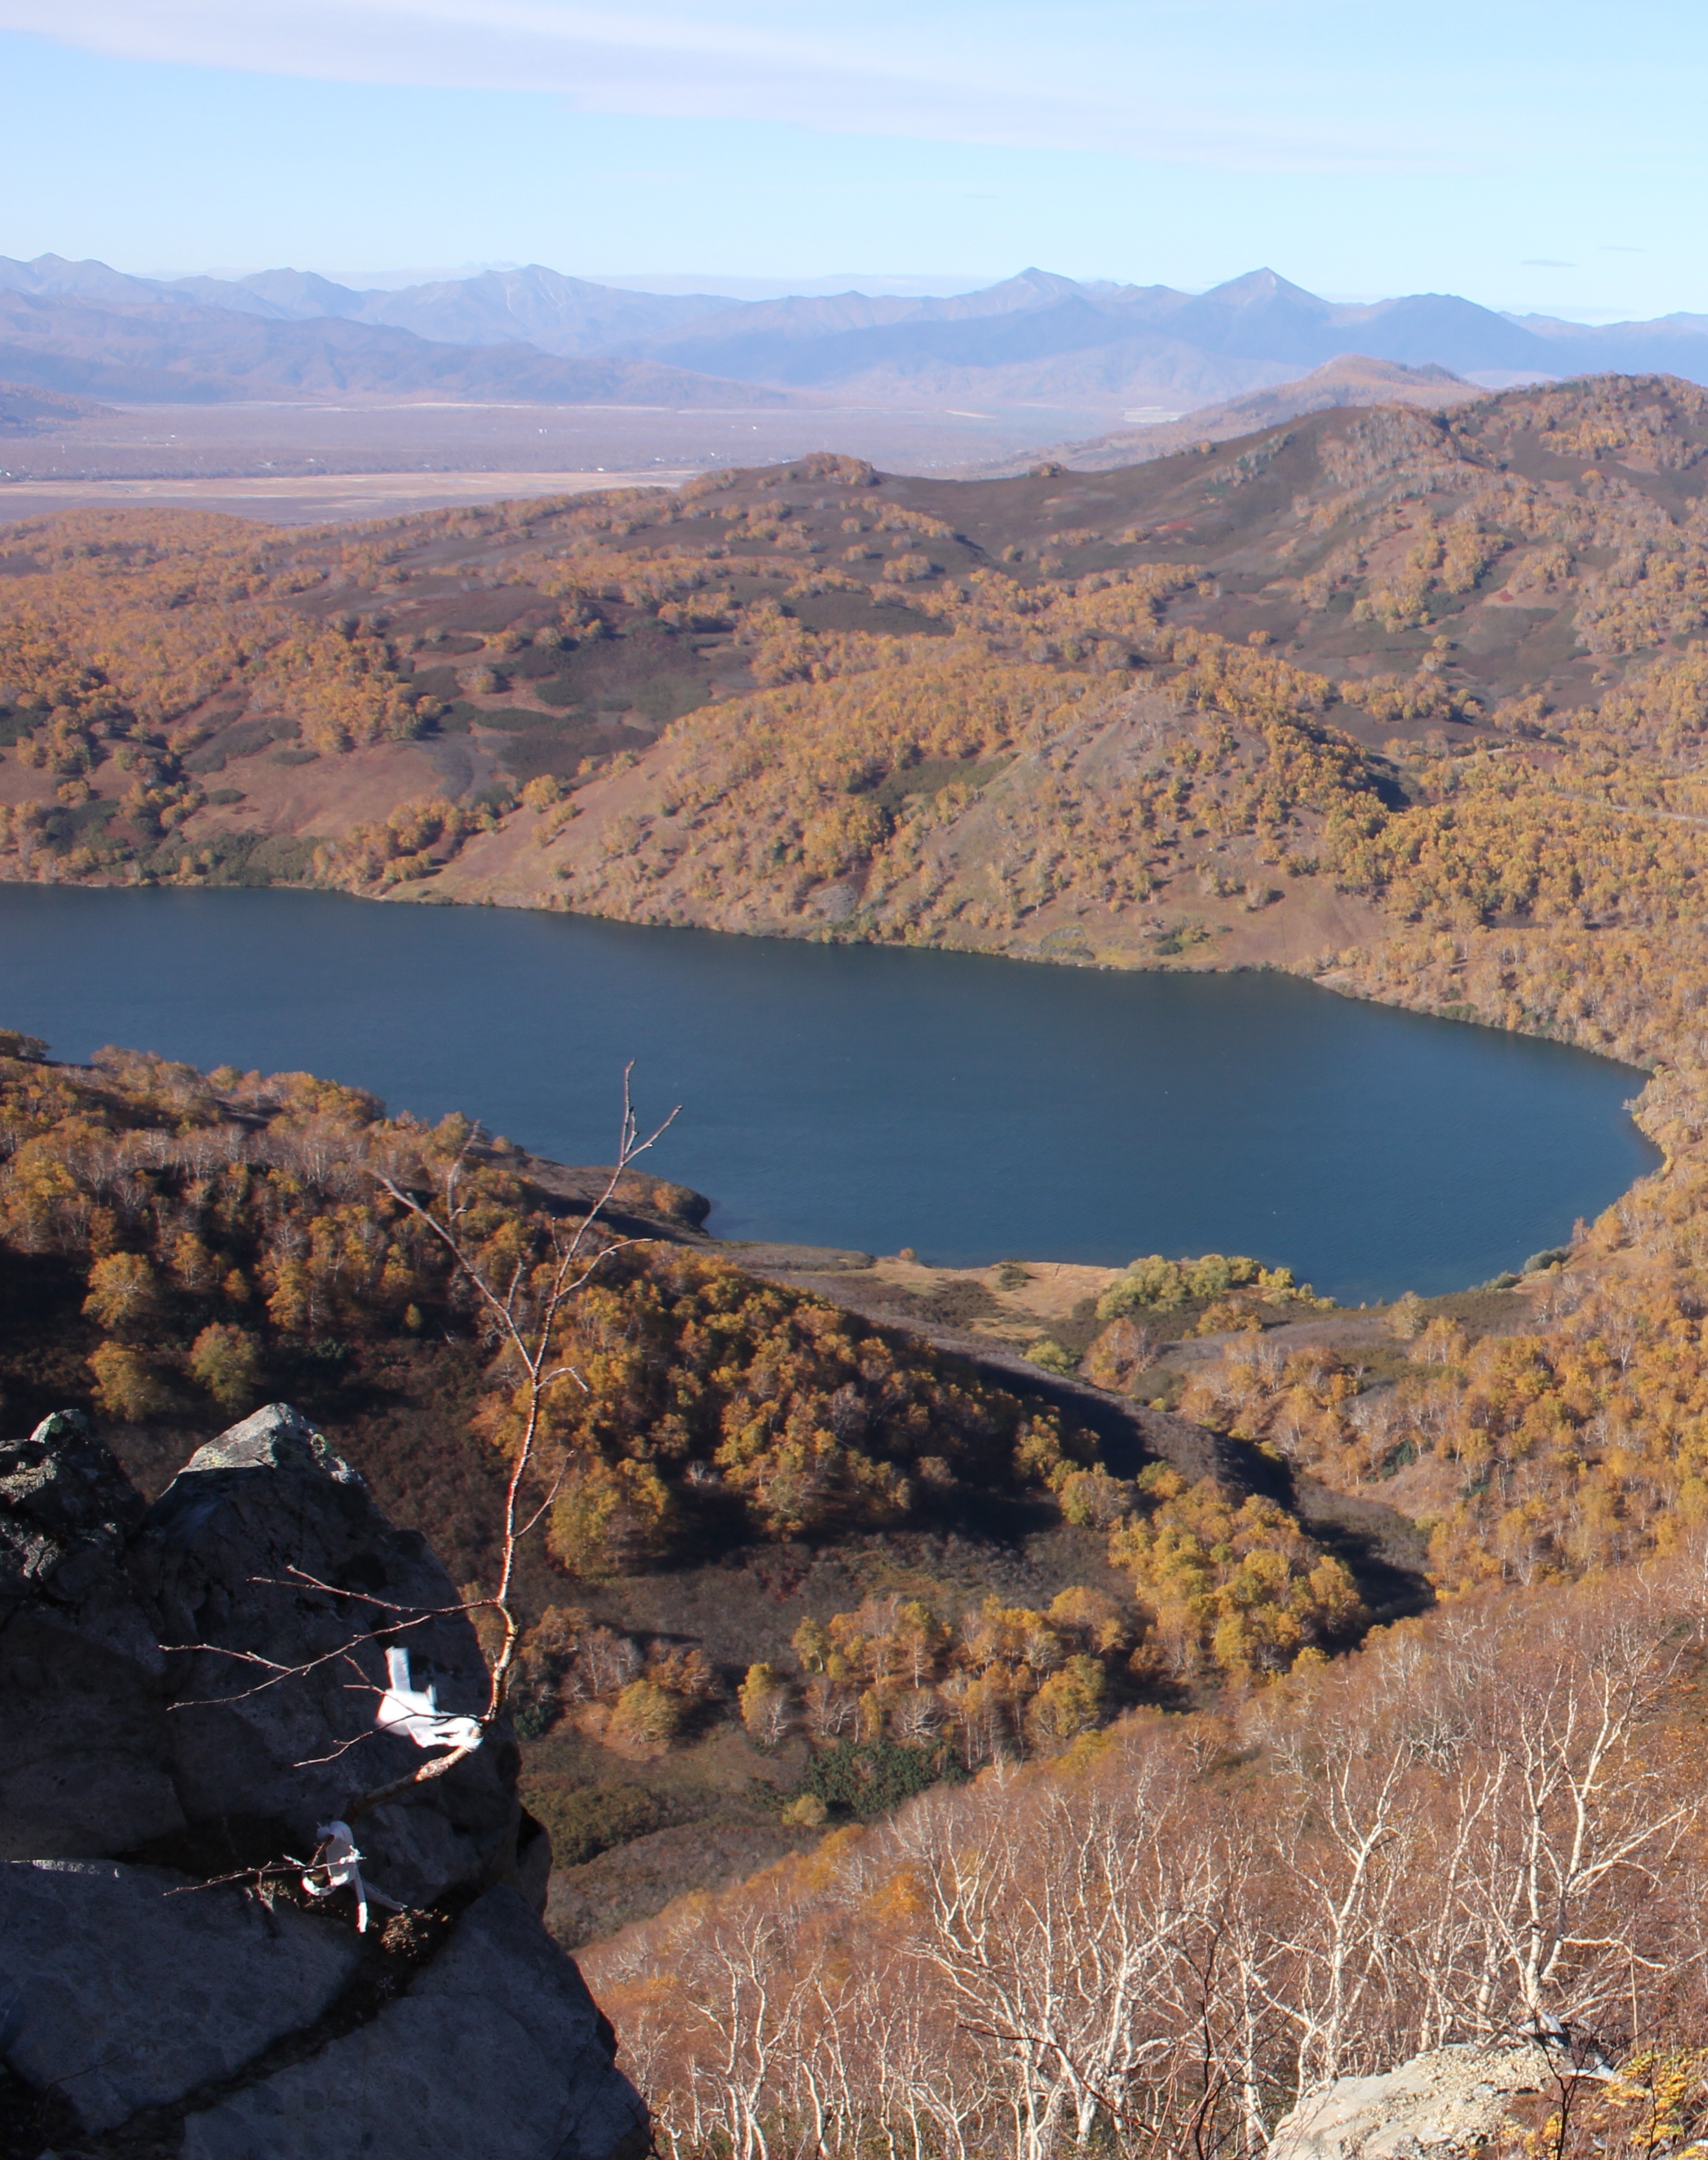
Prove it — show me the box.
[1,886,1658,1302]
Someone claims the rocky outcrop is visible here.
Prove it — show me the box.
[1267,2042,1556,2159]
[136,1402,518,1908]
[0,1404,648,2160]
[0,1406,180,1860]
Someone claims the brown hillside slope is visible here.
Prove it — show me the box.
[975,353,1484,475]
[585,1555,1708,2159]
[0,377,106,430]
[9,375,1708,975]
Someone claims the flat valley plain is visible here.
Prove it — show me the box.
[0,353,1497,527]
[0,397,1103,524]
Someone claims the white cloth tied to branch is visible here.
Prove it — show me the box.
[303,1819,404,1934]
[374,1646,483,1752]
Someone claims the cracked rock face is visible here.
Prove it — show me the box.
[0,1405,649,2160]
[182,1888,649,2160]
[138,1402,519,1909]
[0,1411,184,1862]
[1266,2042,1557,2159]
[0,1858,364,2133]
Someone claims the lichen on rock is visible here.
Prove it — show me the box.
[1267,2041,1557,2160]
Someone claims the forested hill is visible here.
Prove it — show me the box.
[6,373,1708,979]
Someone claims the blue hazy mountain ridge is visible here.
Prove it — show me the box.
[0,276,797,408]
[6,254,1708,404]
[647,272,1630,388]
[0,253,742,349]
[640,282,1152,384]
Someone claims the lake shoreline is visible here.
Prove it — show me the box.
[0,883,1658,1304]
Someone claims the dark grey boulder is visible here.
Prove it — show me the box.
[0,1857,362,2133]
[180,1888,649,2160]
[0,1404,648,2160]
[0,1412,184,1859]
[0,1406,146,1568]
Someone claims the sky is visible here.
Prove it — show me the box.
[2,1,1706,318]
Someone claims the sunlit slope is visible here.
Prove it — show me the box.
[8,376,1708,974]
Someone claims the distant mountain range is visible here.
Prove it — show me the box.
[6,254,1708,410]
[0,278,792,409]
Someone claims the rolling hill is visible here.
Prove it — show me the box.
[8,373,1708,968]
[0,378,105,432]
[977,355,1482,474]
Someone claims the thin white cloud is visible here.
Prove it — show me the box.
[0,0,1458,173]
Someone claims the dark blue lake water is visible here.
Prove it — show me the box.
[1,886,1657,1302]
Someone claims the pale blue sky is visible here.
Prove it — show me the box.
[1,1,1704,318]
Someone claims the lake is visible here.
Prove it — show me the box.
[1,886,1658,1302]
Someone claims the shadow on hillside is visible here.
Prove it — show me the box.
[742,1254,1437,1635]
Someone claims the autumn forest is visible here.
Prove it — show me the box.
[14,375,1708,2155]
